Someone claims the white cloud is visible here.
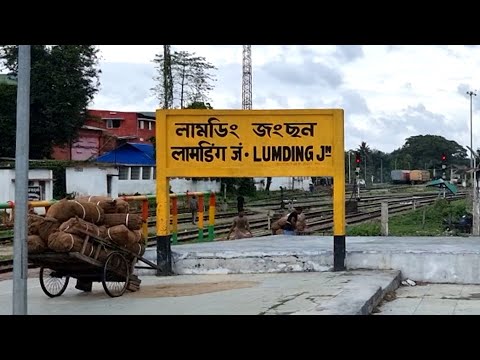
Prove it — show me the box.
[92,45,480,153]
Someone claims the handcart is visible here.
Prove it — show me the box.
[29,228,158,298]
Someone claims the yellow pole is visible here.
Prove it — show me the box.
[332,109,346,271]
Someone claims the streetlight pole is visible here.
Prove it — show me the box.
[467,145,479,235]
[467,90,477,176]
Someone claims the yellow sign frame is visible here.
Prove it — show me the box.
[155,109,345,267]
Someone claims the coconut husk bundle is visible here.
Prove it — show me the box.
[46,199,104,224]
[59,217,107,239]
[125,242,146,257]
[28,213,38,228]
[76,196,129,214]
[96,248,113,263]
[47,231,94,255]
[103,213,143,230]
[28,214,60,241]
[27,235,47,253]
[105,224,140,247]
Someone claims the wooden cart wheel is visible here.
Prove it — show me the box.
[102,252,130,298]
[39,267,70,298]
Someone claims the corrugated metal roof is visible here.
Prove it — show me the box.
[138,111,156,118]
[94,142,155,166]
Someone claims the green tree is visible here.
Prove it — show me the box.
[390,135,468,171]
[0,82,17,157]
[152,50,217,109]
[185,101,213,109]
[0,45,101,159]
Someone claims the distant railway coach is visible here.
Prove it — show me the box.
[390,169,431,184]
[391,170,410,184]
[409,170,430,184]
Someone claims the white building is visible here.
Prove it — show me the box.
[93,142,221,196]
[0,168,54,215]
[254,177,311,192]
[66,165,119,198]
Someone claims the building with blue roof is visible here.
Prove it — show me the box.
[92,142,221,195]
[95,142,155,166]
[93,142,156,194]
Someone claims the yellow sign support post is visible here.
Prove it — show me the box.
[156,109,346,273]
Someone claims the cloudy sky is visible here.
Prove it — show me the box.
[75,45,480,153]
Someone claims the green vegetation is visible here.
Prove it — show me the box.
[0,45,101,159]
[347,135,471,186]
[347,199,468,236]
[0,229,13,239]
[152,49,217,109]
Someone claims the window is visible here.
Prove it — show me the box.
[138,120,145,129]
[153,167,156,179]
[142,166,151,180]
[130,167,140,180]
[148,121,153,130]
[106,118,122,129]
[119,167,129,180]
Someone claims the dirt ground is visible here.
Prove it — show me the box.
[127,281,258,298]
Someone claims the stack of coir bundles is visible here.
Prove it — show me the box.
[27,196,146,260]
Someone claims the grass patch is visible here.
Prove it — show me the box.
[0,230,13,239]
[347,199,468,236]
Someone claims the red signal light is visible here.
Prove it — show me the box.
[441,153,446,162]
[355,152,361,164]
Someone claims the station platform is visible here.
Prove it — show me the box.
[141,235,480,284]
[0,270,400,315]
[3,235,480,315]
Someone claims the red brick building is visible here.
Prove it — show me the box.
[52,110,156,161]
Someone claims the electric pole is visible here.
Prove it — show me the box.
[467,91,476,173]
[13,45,31,315]
[242,45,252,110]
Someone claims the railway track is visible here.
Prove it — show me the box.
[1,191,446,244]
[146,193,464,244]
[0,259,37,275]
[0,192,466,274]
[144,192,465,227]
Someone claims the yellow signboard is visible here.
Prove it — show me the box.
[155,109,345,246]
[157,109,344,177]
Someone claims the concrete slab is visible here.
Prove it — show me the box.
[374,298,422,315]
[140,235,480,284]
[0,270,400,315]
[376,283,480,315]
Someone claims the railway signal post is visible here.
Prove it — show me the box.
[441,153,447,198]
[355,152,361,200]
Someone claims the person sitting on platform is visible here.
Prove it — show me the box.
[226,211,253,240]
[281,207,303,235]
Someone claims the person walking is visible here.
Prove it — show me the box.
[189,195,198,225]
[237,195,245,213]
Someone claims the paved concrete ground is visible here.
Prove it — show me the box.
[0,270,399,315]
[142,235,480,284]
[375,283,480,315]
